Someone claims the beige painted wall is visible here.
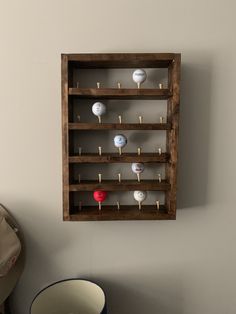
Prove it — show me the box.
[0,0,236,313]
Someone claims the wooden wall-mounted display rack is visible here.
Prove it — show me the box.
[62,53,181,221]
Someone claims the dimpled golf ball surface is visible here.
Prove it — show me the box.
[134,190,147,202]
[114,134,127,148]
[92,102,106,116]
[132,69,147,84]
[131,163,144,174]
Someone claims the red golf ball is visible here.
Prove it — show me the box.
[93,190,107,203]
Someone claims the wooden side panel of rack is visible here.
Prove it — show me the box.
[165,55,181,216]
[61,55,70,221]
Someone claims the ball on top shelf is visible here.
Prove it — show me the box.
[132,69,147,88]
[133,190,147,203]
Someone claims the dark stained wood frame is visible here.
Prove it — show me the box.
[62,53,181,221]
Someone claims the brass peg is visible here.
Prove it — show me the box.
[137,173,141,182]
[160,116,164,124]
[139,116,143,124]
[156,200,160,210]
[158,173,162,182]
[158,147,162,155]
[117,82,121,89]
[118,147,122,155]
[98,146,102,156]
[117,201,120,210]
[138,201,141,210]
[137,147,141,155]
[118,173,121,183]
[118,115,122,124]
[98,173,102,183]
[159,83,163,89]
[97,82,100,89]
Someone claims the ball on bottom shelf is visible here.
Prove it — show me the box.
[133,190,147,203]
[93,190,107,203]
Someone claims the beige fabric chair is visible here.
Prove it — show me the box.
[0,205,24,308]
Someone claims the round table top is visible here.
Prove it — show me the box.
[30,279,106,314]
[0,205,24,305]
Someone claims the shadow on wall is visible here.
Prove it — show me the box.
[94,271,184,314]
[8,201,79,314]
[177,54,213,209]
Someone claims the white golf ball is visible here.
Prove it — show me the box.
[134,190,147,203]
[113,134,127,148]
[92,102,106,117]
[132,69,147,84]
[131,163,144,174]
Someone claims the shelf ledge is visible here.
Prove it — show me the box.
[68,205,175,221]
[69,153,170,163]
[69,123,171,130]
[69,180,170,191]
[68,88,172,99]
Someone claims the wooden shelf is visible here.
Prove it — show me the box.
[66,53,176,68]
[69,205,175,221]
[69,153,169,164]
[69,123,171,130]
[69,180,170,192]
[62,53,181,221]
[69,88,172,99]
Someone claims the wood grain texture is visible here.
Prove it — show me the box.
[69,153,169,164]
[69,205,176,221]
[61,55,70,220]
[69,123,171,130]
[165,54,181,215]
[69,180,170,191]
[65,53,176,68]
[69,88,171,99]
